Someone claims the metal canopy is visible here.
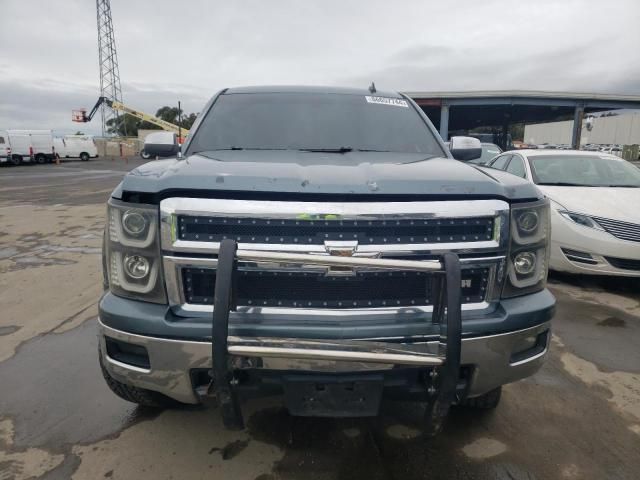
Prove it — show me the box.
[405,90,640,146]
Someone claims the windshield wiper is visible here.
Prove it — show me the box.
[298,147,399,154]
[299,147,353,153]
[192,148,290,159]
[536,182,599,187]
[202,147,289,151]
[604,184,640,188]
[354,148,392,152]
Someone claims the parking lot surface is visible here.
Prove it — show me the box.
[1,158,639,480]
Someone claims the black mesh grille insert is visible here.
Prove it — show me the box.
[182,267,489,308]
[178,216,495,245]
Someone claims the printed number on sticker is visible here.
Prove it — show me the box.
[365,96,409,108]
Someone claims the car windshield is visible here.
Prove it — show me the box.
[187,92,445,156]
[479,144,502,162]
[530,154,640,187]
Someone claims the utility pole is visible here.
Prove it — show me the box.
[571,104,585,150]
[96,0,124,137]
[178,100,182,145]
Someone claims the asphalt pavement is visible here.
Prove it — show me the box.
[0,157,639,480]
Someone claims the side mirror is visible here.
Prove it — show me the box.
[449,136,482,161]
[143,131,179,158]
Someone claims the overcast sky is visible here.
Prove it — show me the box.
[1,0,639,135]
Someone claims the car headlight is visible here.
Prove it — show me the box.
[104,198,166,303]
[122,210,150,237]
[558,211,604,230]
[503,199,551,297]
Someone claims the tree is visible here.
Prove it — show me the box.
[156,106,181,124]
[106,114,142,137]
[182,112,198,129]
[138,120,162,131]
[154,106,198,129]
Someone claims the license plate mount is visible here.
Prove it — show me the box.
[283,375,384,417]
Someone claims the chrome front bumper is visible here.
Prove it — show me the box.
[99,319,550,405]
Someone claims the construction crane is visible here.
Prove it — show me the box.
[73,97,189,139]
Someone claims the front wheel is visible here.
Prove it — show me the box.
[99,353,179,408]
[35,154,47,164]
[140,149,151,160]
[80,152,90,162]
[10,155,22,166]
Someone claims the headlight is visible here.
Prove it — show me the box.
[558,211,603,230]
[104,199,166,303]
[123,254,150,279]
[122,210,149,237]
[109,204,156,247]
[516,211,539,233]
[503,199,550,298]
[513,251,537,275]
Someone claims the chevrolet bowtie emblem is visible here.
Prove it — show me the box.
[324,240,358,257]
[323,241,380,275]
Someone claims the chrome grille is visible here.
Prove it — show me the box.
[160,198,510,316]
[593,216,640,243]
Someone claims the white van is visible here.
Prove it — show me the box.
[54,135,98,161]
[0,130,54,165]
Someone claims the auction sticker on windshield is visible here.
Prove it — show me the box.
[365,96,409,108]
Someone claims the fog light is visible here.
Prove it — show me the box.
[517,210,539,233]
[514,251,536,275]
[123,254,150,279]
[122,210,148,236]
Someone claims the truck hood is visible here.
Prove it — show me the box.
[116,151,541,201]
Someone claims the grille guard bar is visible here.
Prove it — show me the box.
[211,239,462,433]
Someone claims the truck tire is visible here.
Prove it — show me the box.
[10,155,22,166]
[80,152,90,161]
[458,386,502,409]
[99,353,179,408]
[140,149,151,160]
[35,154,47,164]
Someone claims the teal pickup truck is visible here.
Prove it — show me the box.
[99,86,555,433]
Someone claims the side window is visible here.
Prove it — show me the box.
[506,155,526,178]
[491,154,511,170]
[0,137,5,144]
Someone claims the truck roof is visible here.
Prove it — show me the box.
[224,85,404,98]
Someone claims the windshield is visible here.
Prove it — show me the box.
[187,93,445,156]
[479,144,502,162]
[530,154,640,187]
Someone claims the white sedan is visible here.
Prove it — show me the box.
[486,149,640,277]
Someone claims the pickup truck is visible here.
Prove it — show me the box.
[99,86,555,433]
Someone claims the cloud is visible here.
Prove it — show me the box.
[345,38,640,94]
[0,79,207,135]
[1,0,639,133]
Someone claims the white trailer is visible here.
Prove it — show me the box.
[0,130,54,165]
[53,135,98,161]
